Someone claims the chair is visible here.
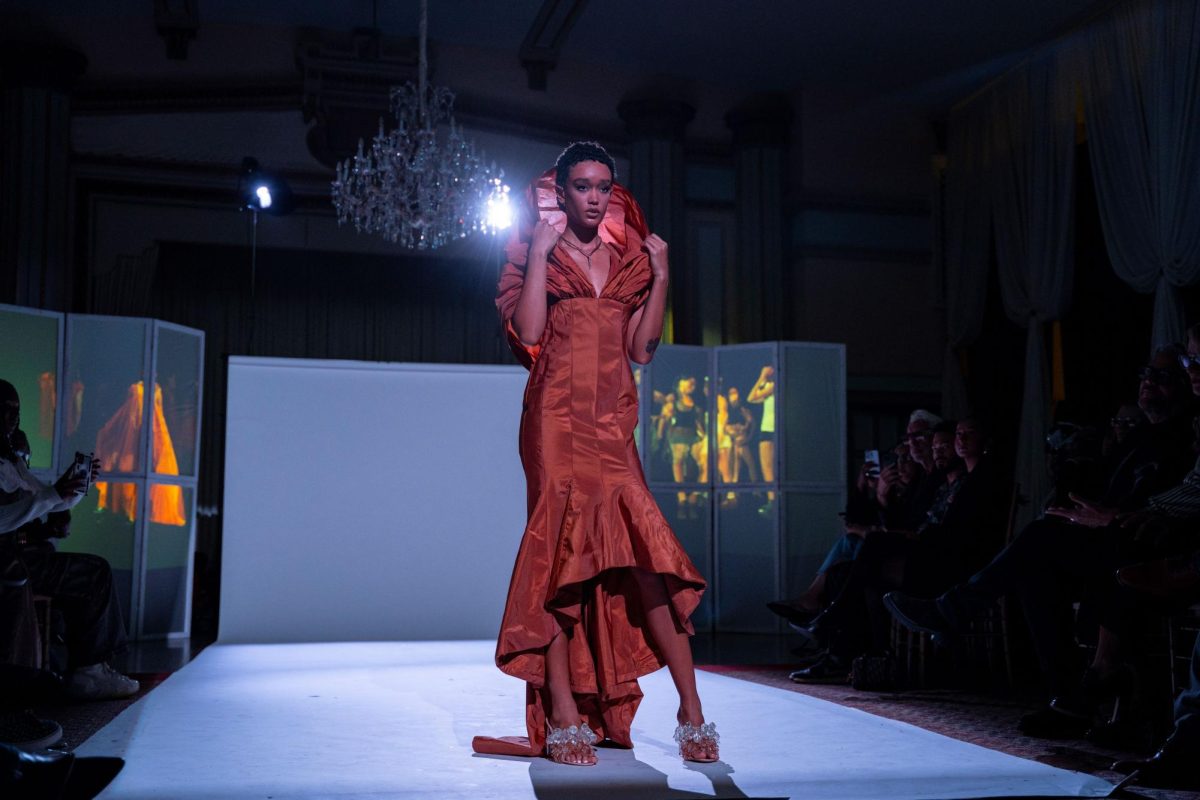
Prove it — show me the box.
[1168,604,1200,700]
[31,595,52,671]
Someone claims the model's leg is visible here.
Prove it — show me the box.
[632,568,719,760]
[544,626,596,765]
[671,443,688,482]
[737,444,759,482]
[759,440,776,504]
[759,440,775,482]
[693,439,708,483]
[671,442,689,507]
[631,570,703,718]
[718,445,732,484]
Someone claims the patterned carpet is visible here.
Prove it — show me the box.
[700,664,1200,800]
[30,671,171,753]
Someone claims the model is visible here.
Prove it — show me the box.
[471,142,718,767]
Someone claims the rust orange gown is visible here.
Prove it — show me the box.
[471,170,706,758]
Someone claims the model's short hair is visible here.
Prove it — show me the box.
[555,141,617,188]
[0,379,16,403]
[908,409,943,428]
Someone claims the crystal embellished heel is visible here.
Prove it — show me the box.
[674,721,720,762]
[545,722,598,766]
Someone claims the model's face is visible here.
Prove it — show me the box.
[678,377,696,395]
[558,161,612,230]
[727,387,740,404]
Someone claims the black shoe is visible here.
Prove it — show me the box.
[1017,707,1089,739]
[0,744,74,798]
[0,711,62,751]
[789,652,849,684]
[0,743,124,800]
[796,597,851,643]
[766,600,816,627]
[1051,664,1137,721]
[788,617,827,648]
[883,592,955,643]
[1048,693,1094,722]
[787,646,828,669]
[1112,743,1200,790]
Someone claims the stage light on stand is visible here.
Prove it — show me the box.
[255,185,272,210]
[236,157,294,311]
[238,157,293,215]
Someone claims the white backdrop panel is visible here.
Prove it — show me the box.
[220,357,528,643]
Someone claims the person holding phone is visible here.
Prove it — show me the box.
[0,380,95,532]
[0,379,138,702]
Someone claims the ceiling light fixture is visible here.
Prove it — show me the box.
[330,0,511,249]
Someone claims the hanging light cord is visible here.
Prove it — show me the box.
[418,0,428,122]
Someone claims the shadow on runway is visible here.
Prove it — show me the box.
[528,747,754,799]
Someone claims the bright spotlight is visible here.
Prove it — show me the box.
[238,157,293,215]
[485,181,512,232]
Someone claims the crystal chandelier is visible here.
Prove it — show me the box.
[331,0,509,250]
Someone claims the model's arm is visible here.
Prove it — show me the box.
[511,220,559,347]
[747,367,775,403]
[627,234,670,364]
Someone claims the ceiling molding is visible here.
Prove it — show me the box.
[74,81,303,115]
[519,0,587,91]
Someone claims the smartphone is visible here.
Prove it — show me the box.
[864,449,880,477]
[73,451,93,495]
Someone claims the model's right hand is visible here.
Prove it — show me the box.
[530,220,560,259]
[54,468,88,500]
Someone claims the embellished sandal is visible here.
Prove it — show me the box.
[545,722,598,766]
[674,721,720,763]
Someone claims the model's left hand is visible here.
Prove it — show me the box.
[643,234,669,282]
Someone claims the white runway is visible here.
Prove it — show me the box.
[80,641,1114,799]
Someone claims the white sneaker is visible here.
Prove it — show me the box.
[66,663,140,701]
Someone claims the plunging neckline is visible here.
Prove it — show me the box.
[557,239,612,299]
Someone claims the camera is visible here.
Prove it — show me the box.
[72,451,94,495]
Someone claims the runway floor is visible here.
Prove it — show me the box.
[78,640,1115,799]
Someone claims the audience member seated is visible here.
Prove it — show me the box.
[0,379,138,708]
[766,409,939,627]
[885,339,1200,737]
[789,418,1007,683]
[1108,548,1200,791]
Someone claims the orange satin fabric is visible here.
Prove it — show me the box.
[472,170,706,758]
